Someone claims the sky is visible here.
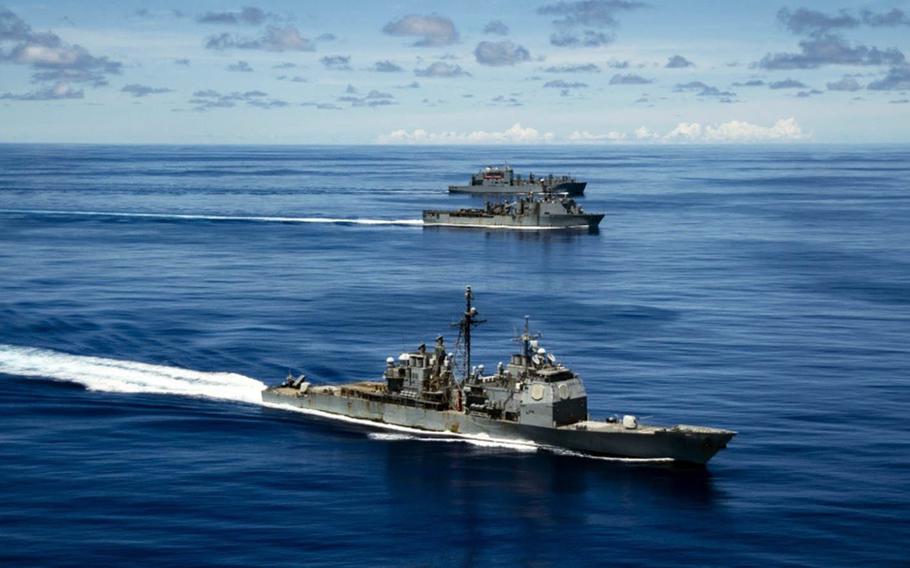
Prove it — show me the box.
[0,0,909,144]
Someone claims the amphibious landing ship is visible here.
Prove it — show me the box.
[423,194,604,230]
[262,287,735,465]
[448,166,586,196]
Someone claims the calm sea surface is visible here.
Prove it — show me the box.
[0,144,908,566]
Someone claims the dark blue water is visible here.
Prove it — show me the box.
[1,144,908,566]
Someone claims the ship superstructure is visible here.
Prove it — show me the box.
[448,166,586,196]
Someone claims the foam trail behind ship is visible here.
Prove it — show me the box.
[0,344,266,404]
[0,208,423,227]
[0,344,671,461]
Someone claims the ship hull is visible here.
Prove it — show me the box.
[422,211,604,230]
[262,388,733,465]
[448,181,586,196]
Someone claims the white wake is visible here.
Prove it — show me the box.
[0,208,424,227]
[0,344,266,404]
[263,403,540,453]
[367,429,540,452]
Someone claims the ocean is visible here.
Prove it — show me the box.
[0,143,908,566]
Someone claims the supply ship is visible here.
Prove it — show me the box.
[422,194,604,230]
[262,287,735,465]
[448,166,586,196]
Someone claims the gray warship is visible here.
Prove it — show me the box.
[423,194,604,230]
[262,287,735,465]
[448,165,586,196]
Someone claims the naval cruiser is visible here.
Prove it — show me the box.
[262,287,735,465]
[423,194,604,230]
[449,166,586,196]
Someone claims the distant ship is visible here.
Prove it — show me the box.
[262,287,736,465]
[448,166,586,196]
[423,194,604,230]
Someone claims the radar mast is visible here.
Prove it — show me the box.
[457,286,485,383]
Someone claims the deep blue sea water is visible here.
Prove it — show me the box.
[0,144,908,567]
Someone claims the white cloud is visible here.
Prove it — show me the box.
[378,123,555,144]
[568,130,626,142]
[378,119,808,145]
[575,118,807,143]
[204,25,315,52]
[474,40,531,66]
[16,44,83,66]
[664,118,806,142]
[414,61,470,77]
[382,15,458,47]
[634,126,659,140]
[665,122,703,139]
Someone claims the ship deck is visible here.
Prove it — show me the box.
[265,381,449,410]
[565,420,664,435]
[564,420,734,436]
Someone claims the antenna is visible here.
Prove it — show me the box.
[512,315,541,373]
